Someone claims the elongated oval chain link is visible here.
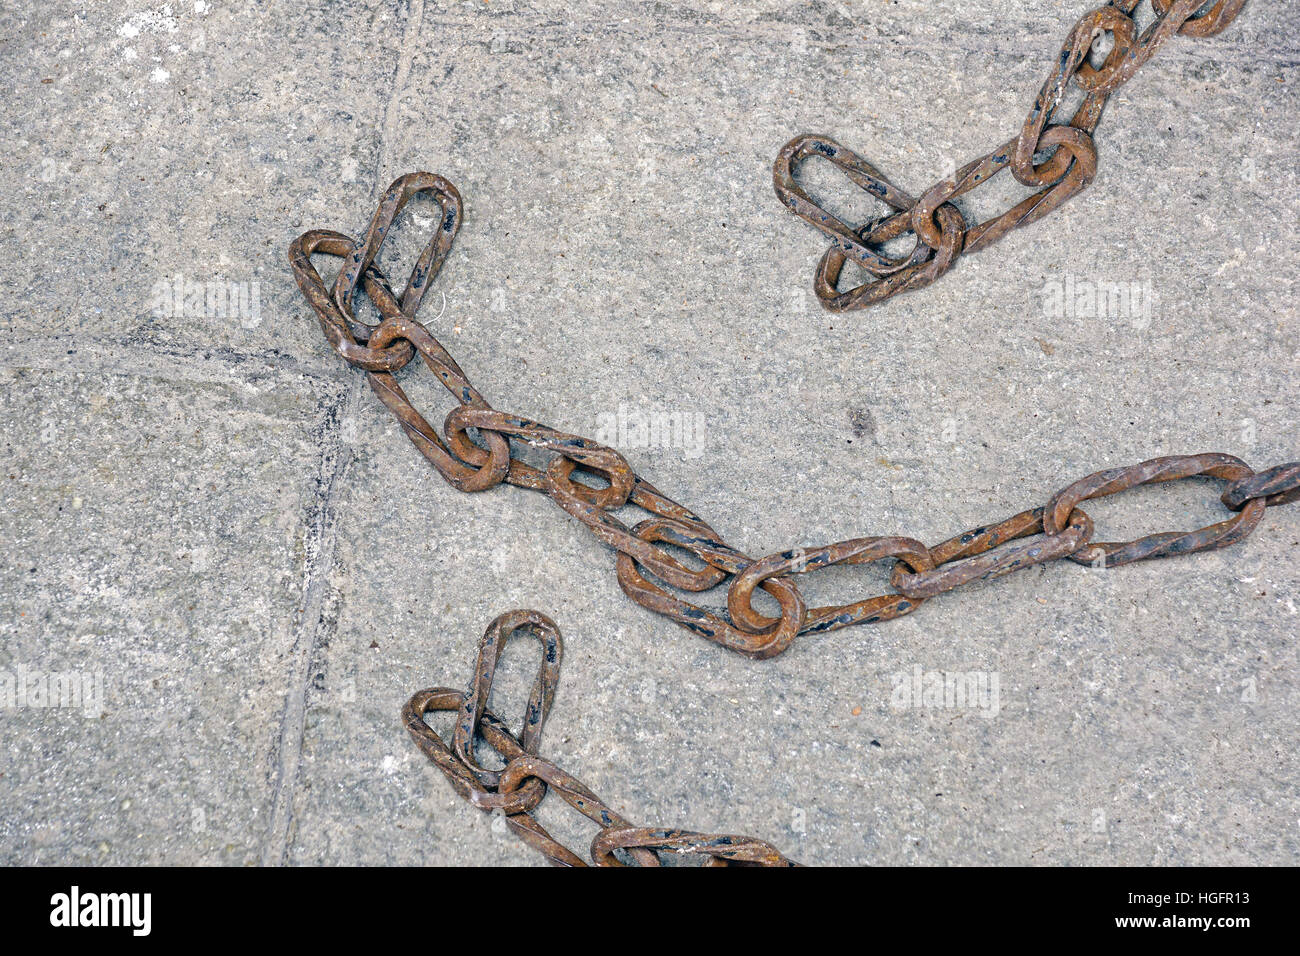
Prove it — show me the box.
[773,0,1249,311]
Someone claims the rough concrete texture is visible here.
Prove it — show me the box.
[1,0,1296,866]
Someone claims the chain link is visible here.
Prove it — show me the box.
[773,0,1249,311]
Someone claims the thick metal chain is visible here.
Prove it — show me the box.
[288,0,1295,866]
[402,609,798,866]
[288,170,1296,660]
[773,0,1249,311]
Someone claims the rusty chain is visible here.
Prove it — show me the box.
[288,0,1295,866]
[288,171,1295,661]
[402,609,798,866]
[773,0,1249,311]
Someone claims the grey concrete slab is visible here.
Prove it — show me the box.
[0,363,342,864]
[1,0,1296,865]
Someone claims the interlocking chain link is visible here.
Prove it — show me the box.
[402,610,799,866]
[289,172,1296,661]
[772,0,1249,311]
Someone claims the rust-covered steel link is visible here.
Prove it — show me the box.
[290,172,1295,661]
[402,610,799,867]
[772,0,1249,312]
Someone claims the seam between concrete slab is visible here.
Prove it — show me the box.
[378,0,426,185]
[0,335,341,387]
[260,0,428,866]
[260,378,359,866]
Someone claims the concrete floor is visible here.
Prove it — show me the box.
[1,1,1296,866]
